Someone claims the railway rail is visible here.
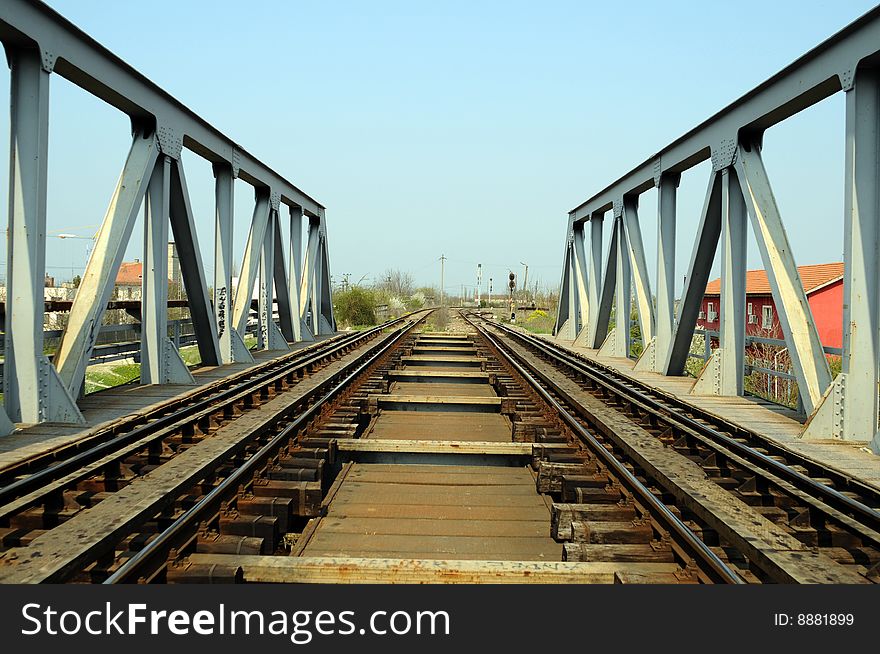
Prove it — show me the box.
[467,312,880,583]
[0,312,430,582]
[0,308,877,584]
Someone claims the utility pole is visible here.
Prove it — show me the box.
[489,277,493,306]
[476,263,482,307]
[520,261,529,305]
[439,254,446,308]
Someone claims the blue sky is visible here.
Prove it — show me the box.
[1,0,876,298]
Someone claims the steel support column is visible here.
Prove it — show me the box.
[654,173,679,372]
[736,142,831,414]
[717,167,748,395]
[213,163,252,363]
[141,155,192,384]
[3,47,81,424]
[54,130,159,400]
[612,214,631,358]
[807,70,880,451]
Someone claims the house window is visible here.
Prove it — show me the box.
[747,302,753,315]
[707,302,717,323]
[762,305,774,330]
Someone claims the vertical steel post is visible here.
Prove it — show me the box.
[142,156,169,382]
[655,173,679,371]
[613,214,631,357]
[718,167,747,395]
[213,163,235,362]
[841,69,880,449]
[4,48,81,423]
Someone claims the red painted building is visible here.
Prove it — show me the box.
[698,262,844,349]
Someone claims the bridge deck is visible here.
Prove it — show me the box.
[0,339,332,473]
[296,330,564,565]
[548,336,880,488]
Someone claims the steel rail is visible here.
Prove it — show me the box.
[0,331,347,485]
[490,319,880,535]
[464,314,742,584]
[105,312,430,583]
[0,318,407,512]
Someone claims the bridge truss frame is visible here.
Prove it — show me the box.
[0,0,336,430]
[554,6,880,452]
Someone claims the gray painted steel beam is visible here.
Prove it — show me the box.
[612,214,631,358]
[568,6,880,221]
[571,224,590,336]
[553,239,573,337]
[621,196,654,346]
[271,209,295,343]
[233,192,270,335]
[664,171,722,376]
[212,164,242,363]
[0,0,323,217]
[169,158,220,367]
[591,215,617,349]
[580,214,604,347]
[717,167,747,396]
[141,155,193,385]
[259,208,288,351]
[735,142,831,414]
[54,130,158,399]
[654,174,679,372]
[3,46,81,423]
[287,205,312,341]
[837,70,880,449]
[316,225,336,334]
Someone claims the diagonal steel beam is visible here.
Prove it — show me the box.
[272,209,295,342]
[55,129,159,397]
[622,196,654,345]
[571,224,590,336]
[664,171,722,375]
[735,142,832,413]
[169,158,220,366]
[590,215,618,349]
[233,191,270,335]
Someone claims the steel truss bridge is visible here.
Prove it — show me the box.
[554,5,880,453]
[0,0,336,432]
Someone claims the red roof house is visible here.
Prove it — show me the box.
[698,263,843,350]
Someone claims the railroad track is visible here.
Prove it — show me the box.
[466,312,880,583]
[0,311,430,582]
[2,307,876,584]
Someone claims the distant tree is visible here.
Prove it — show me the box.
[334,287,378,327]
[72,274,82,288]
[379,269,414,297]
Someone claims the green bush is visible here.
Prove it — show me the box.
[333,287,377,327]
